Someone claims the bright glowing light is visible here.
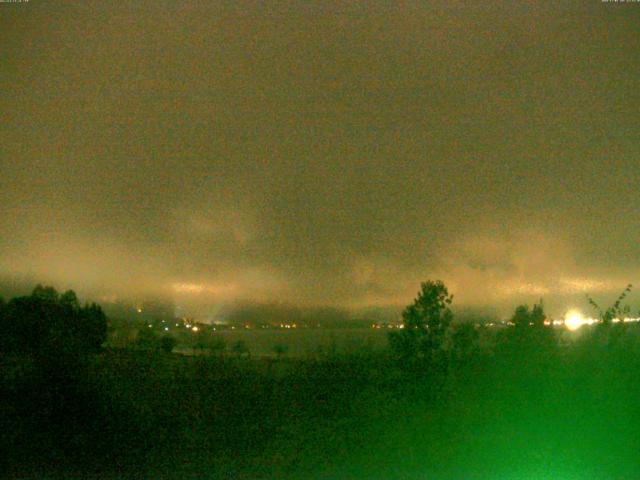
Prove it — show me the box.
[192,326,199,332]
[565,310,586,331]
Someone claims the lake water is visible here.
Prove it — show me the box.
[179,328,393,357]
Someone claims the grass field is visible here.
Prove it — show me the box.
[3,326,640,479]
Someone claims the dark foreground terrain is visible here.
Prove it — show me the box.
[3,327,640,479]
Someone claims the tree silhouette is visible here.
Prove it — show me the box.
[77,302,108,352]
[0,285,107,356]
[60,289,80,311]
[587,284,632,326]
[389,280,453,368]
[586,284,633,345]
[530,302,546,328]
[501,300,555,352]
[511,304,531,330]
[32,284,60,303]
[510,301,546,330]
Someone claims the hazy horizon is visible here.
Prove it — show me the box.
[2,1,639,319]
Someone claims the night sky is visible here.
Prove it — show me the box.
[1,1,639,318]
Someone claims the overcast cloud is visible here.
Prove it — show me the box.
[1,1,639,318]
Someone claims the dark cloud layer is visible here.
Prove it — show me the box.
[1,1,639,317]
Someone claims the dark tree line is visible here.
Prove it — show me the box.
[389,279,638,376]
[388,280,558,373]
[0,284,107,356]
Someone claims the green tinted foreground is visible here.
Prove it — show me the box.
[3,334,640,479]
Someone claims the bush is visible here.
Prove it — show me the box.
[160,336,177,353]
